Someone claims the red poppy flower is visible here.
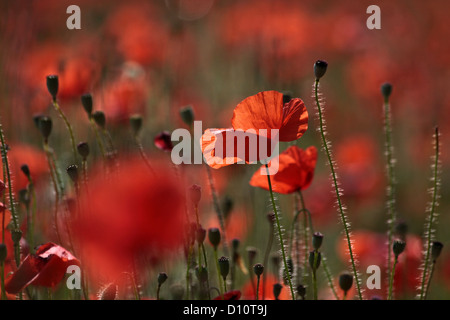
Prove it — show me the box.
[249,146,317,194]
[213,290,241,300]
[201,91,308,169]
[5,242,79,294]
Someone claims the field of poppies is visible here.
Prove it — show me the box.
[1,0,450,301]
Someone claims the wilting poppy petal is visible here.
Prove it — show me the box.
[231,91,308,142]
[250,146,318,194]
[213,290,241,300]
[5,243,79,294]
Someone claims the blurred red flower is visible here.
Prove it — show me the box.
[250,146,317,194]
[213,290,241,300]
[241,274,290,300]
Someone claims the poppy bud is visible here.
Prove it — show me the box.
[154,131,174,152]
[208,228,221,249]
[246,247,258,266]
[314,60,328,80]
[129,114,143,136]
[170,284,184,300]
[253,263,264,277]
[222,196,233,220]
[273,283,282,300]
[339,272,353,294]
[218,256,230,279]
[312,232,323,250]
[92,111,106,129]
[18,189,30,206]
[0,243,7,262]
[98,283,118,300]
[66,165,79,184]
[196,226,206,244]
[296,284,306,300]
[431,241,444,262]
[381,83,393,100]
[46,75,59,101]
[20,164,31,179]
[11,229,22,244]
[179,105,195,127]
[77,142,90,160]
[189,184,201,206]
[158,272,168,285]
[38,117,52,141]
[393,239,406,258]
[81,93,93,116]
[309,251,321,271]
[195,266,208,283]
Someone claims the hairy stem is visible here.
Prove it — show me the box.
[52,101,78,164]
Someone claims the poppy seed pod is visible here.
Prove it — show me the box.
[296,284,306,300]
[381,83,393,100]
[66,165,79,184]
[314,60,328,80]
[0,243,7,262]
[179,105,195,127]
[92,111,106,129]
[46,75,59,101]
[129,114,143,136]
[208,228,221,249]
[81,93,93,116]
[393,239,406,258]
[312,232,324,250]
[158,272,168,285]
[309,251,321,271]
[218,256,230,279]
[20,164,31,179]
[11,229,22,244]
[77,142,90,160]
[431,241,444,262]
[273,283,283,300]
[196,226,206,244]
[253,263,264,277]
[189,184,201,207]
[339,272,353,293]
[98,283,118,300]
[38,117,53,140]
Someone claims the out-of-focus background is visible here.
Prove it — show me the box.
[0,0,449,299]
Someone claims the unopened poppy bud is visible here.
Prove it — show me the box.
[195,267,208,283]
[20,164,31,179]
[381,83,393,100]
[339,272,353,294]
[312,232,323,250]
[179,105,195,127]
[393,239,406,258]
[296,284,306,300]
[158,272,168,285]
[208,228,221,249]
[170,284,184,300]
[431,241,444,262]
[253,263,264,277]
[273,283,282,300]
[98,283,118,300]
[267,212,275,223]
[11,229,22,244]
[0,243,6,262]
[46,75,59,101]
[196,226,206,244]
[222,196,233,220]
[218,256,230,279]
[18,189,30,206]
[77,142,90,160]
[189,184,201,206]
[309,251,321,271]
[129,114,143,136]
[81,93,93,116]
[154,131,173,152]
[92,111,106,129]
[66,165,79,184]
[246,247,258,265]
[314,60,328,80]
[38,117,52,140]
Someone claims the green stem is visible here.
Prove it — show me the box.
[213,248,224,297]
[312,251,318,300]
[256,275,261,300]
[314,79,362,300]
[424,262,436,300]
[419,127,440,300]
[157,284,161,300]
[52,101,78,164]
[265,164,295,299]
[388,257,398,300]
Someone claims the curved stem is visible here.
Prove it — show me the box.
[314,79,362,300]
[265,164,295,299]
